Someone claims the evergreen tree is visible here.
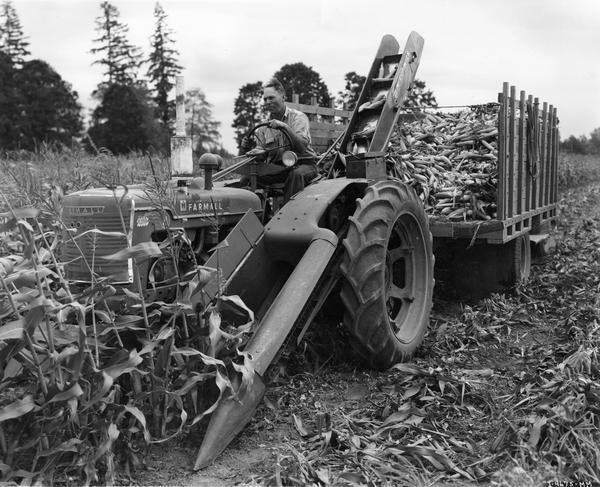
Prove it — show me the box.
[272,62,330,105]
[90,1,142,86]
[15,59,83,150]
[231,81,265,150]
[0,0,30,67]
[0,50,18,148]
[88,83,168,154]
[147,2,181,127]
[185,88,221,155]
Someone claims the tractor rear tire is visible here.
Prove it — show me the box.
[340,181,434,370]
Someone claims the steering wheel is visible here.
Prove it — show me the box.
[246,122,293,156]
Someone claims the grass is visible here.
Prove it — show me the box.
[1,146,597,211]
[557,152,600,189]
[0,145,170,213]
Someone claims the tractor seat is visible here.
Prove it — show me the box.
[258,169,318,195]
[259,182,286,194]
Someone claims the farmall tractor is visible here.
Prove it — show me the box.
[62,32,434,467]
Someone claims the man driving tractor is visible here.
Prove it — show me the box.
[239,78,318,202]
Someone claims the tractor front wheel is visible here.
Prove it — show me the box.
[340,181,434,369]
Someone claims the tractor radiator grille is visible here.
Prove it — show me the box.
[62,211,132,283]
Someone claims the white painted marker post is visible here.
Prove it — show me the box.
[171,75,194,177]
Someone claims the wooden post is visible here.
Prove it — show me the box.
[552,107,559,205]
[329,99,336,124]
[508,85,517,218]
[175,76,185,137]
[539,102,548,209]
[497,83,508,221]
[171,75,193,176]
[547,105,555,207]
[518,90,526,215]
[308,96,317,122]
[531,96,538,210]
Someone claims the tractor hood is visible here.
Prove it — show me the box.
[62,179,261,219]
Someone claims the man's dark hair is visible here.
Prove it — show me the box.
[264,77,285,96]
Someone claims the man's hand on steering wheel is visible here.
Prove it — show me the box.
[244,122,293,162]
[246,147,267,157]
[267,119,288,131]
[240,136,254,153]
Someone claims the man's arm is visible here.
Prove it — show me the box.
[268,118,310,153]
[240,128,268,160]
[239,136,253,156]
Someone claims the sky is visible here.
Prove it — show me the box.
[13,0,600,152]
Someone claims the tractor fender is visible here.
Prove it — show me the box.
[263,178,368,263]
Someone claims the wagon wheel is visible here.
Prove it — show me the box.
[340,180,434,369]
[505,233,531,285]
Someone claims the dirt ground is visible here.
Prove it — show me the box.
[135,182,600,487]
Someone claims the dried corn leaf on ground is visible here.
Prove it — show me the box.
[138,174,600,487]
[387,105,500,221]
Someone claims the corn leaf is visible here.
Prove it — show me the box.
[102,242,163,262]
[122,287,143,301]
[71,228,126,240]
[293,414,310,437]
[0,207,40,220]
[114,314,145,327]
[220,294,255,325]
[0,255,23,278]
[231,349,257,396]
[0,395,36,422]
[122,405,150,442]
[48,383,84,403]
[171,372,214,396]
[4,266,58,286]
[94,423,120,461]
[102,349,143,379]
[191,369,233,425]
[529,415,547,448]
[0,319,25,341]
[185,265,218,297]
[36,438,82,458]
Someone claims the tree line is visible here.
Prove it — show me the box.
[0,0,223,156]
[560,129,600,155]
[0,0,440,157]
[0,1,82,151]
[231,68,438,150]
[8,1,590,159]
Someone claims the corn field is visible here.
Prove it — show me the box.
[0,148,258,485]
[1,147,600,485]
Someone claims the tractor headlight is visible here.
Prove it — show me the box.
[282,151,297,167]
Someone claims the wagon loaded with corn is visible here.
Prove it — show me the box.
[61,32,559,467]
[381,84,559,294]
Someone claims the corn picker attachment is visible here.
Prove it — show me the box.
[61,32,435,469]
